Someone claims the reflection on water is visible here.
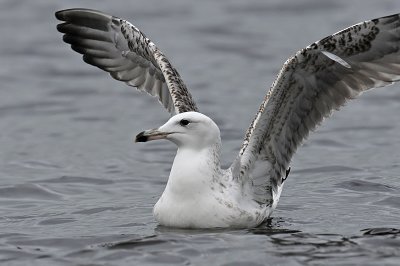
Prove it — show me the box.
[0,0,400,265]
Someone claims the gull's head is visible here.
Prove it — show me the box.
[135,112,220,149]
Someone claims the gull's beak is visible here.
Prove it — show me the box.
[135,128,170,143]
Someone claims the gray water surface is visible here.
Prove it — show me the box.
[1,0,400,265]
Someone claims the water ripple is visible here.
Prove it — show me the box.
[38,176,114,185]
[295,165,361,174]
[0,184,62,201]
[335,180,395,192]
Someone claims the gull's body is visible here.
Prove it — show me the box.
[148,112,282,228]
[56,9,400,228]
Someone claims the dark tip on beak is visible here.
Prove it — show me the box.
[134,128,169,143]
[135,131,148,143]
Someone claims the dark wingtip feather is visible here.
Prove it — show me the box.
[82,54,106,70]
[55,8,102,21]
[57,22,113,42]
[62,34,79,46]
[55,9,66,21]
[55,9,112,31]
[56,22,68,33]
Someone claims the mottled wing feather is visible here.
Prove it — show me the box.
[233,14,400,205]
[56,8,198,114]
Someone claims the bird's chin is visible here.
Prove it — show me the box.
[135,129,170,143]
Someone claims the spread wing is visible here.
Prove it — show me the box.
[232,14,400,205]
[55,8,198,114]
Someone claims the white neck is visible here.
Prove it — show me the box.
[164,142,222,198]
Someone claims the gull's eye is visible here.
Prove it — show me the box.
[179,119,190,126]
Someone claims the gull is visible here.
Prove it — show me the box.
[56,9,400,228]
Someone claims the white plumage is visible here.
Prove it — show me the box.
[56,9,400,228]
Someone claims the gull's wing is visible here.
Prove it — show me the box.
[55,8,198,114]
[232,14,400,205]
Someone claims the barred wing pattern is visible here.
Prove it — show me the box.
[56,9,198,114]
[234,14,400,205]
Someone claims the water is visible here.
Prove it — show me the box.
[0,0,399,265]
